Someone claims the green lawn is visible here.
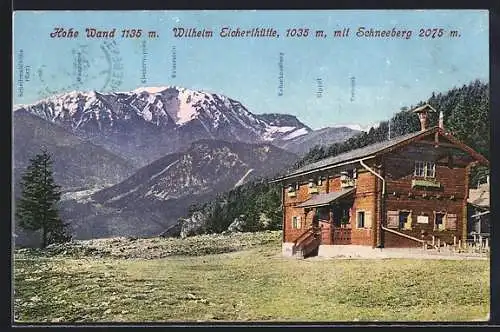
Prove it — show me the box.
[13,231,489,323]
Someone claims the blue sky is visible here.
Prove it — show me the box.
[12,10,488,129]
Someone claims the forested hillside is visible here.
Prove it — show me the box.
[182,80,490,234]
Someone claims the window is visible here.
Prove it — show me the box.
[425,162,435,177]
[414,161,435,178]
[317,177,323,186]
[357,211,365,228]
[414,161,424,177]
[435,212,446,231]
[292,216,301,229]
[399,211,412,230]
[387,210,399,228]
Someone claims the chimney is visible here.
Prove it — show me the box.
[412,104,437,131]
[438,111,444,129]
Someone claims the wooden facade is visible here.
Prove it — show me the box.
[275,114,489,255]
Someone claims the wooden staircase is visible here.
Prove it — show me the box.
[293,227,321,258]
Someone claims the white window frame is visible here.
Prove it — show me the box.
[356,211,365,229]
[292,216,301,229]
[425,162,436,178]
[414,161,435,178]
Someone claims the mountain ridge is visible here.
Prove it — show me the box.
[55,139,298,240]
[14,86,360,164]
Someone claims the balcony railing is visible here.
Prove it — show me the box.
[333,228,352,244]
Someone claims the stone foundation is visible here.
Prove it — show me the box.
[282,243,486,260]
[317,245,381,258]
[282,242,295,257]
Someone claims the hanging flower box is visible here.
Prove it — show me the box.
[411,179,441,189]
[340,178,355,188]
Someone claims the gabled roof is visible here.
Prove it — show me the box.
[272,126,488,182]
[297,188,355,208]
[412,103,437,114]
[468,183,489,208]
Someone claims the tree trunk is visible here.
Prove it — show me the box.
[41,227,47,249]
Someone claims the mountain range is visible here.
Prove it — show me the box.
[13,86,361,244]
[15,87,359,167]
[59,140,298,240]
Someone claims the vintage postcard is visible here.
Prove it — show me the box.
[12,10,490,323]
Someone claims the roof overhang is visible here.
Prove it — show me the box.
[296,188,355,208]
[468,202,490,210]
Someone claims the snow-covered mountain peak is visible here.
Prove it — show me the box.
[14,86,314,166]
[132,86,171,94]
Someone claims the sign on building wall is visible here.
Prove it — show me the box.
[417,215,429,224]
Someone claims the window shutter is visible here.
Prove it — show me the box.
[297,216,301,229]
[446,214,457,230]
[387,210,399,228]
[365,211,372,228]
[404,212,413,230]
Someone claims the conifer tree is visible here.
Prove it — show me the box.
[15,149,71,248]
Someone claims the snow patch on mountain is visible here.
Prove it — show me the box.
[149,160,181,183]
[331,122,380,132]
[132,86,170,94]
[234,169,254,188]
[60,187,104,203]
[261,125,296,141]
[177,89,205,124]
[282,127,309,140]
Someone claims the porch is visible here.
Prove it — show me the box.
[289,188,370,258]
[297,188,356,245]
